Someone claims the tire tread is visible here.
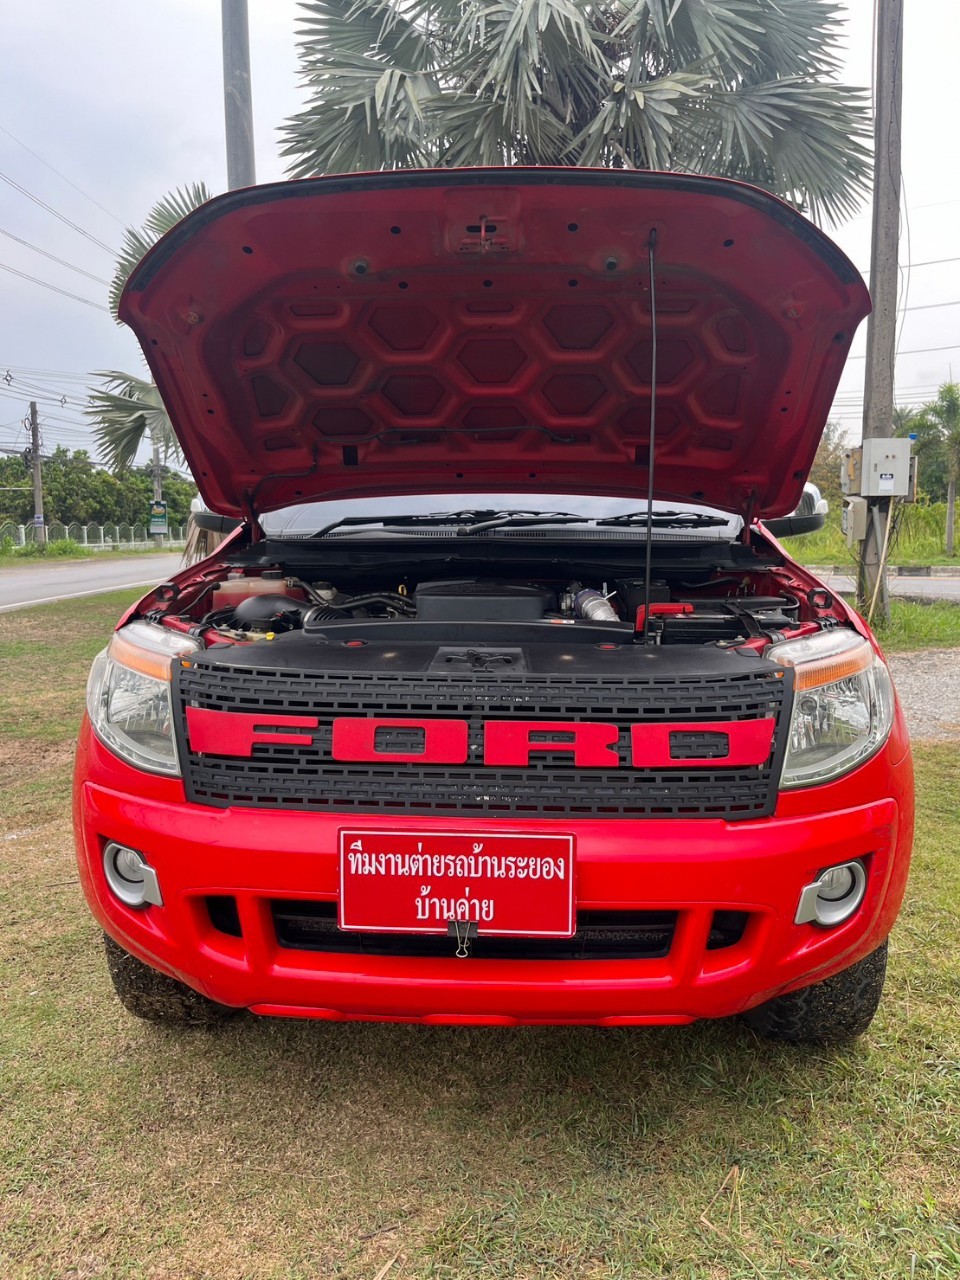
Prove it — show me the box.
[744,942,888,1045]
[103,934,238,1028]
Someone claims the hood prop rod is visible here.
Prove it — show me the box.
[638,228,659,646]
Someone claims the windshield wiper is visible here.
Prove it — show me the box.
[309,509,500,538]
[300,507,730,539]
[309,509,588,538]
[595,510,730,529]
[455,511,587,536]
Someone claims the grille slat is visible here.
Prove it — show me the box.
[175,663,788,820]
[271,902,679,960]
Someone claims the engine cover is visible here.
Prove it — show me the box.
[414,580,555,622]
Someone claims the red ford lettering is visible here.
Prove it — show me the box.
[187,711,775,769]
[630,719,776,769]
[483,721,620,767]
[332,717,468,763]
[185,706,319,756]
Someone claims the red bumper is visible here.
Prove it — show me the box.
[73,716,913,1026]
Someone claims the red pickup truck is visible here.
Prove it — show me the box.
[74,168,912,1044]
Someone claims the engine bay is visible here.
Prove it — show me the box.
[141,537,841,660]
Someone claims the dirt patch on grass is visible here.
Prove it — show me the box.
[0,738,74,780]
[0,741,76,835]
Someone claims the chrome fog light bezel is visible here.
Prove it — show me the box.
[102,841,163,909]
[795,859,867,927]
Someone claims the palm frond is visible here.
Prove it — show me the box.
[678,80,871,222]
[612,0,763,70]
[282,0,871,223]
[107,183,214,320]
[568,70,711,169]
[282,59,439,174]
[85,371,182,473]
[294,0,439,70]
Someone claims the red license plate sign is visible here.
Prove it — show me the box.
[339,830,575,937]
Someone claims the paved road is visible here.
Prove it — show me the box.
[0,553,184,613]
[818,572,960,601]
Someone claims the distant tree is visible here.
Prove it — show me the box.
[281,0,871,223]
[86,184,212,471]
[808,419,845,512]
[895,404,949,504]
[910,383,960,555]
[0,448,196,527]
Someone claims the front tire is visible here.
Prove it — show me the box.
[103,934,239,1028]
[744,941,888,1045]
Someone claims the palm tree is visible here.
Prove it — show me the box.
[86,184,212,471]
[911,383,960,555]
[280,0,871,223]
[895,403,948,504]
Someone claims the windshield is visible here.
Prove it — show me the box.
[260,493,743,540]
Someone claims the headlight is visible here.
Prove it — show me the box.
[769,629,895,789]
[86,622,198,776]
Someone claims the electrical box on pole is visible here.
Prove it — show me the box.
[841,447,863,496]
[843,497,869,547]
[860,438,911,497]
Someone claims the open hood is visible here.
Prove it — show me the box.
[121,168,869,520]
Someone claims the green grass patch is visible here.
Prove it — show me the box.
[0,538,94,561]
[784,504,960,568]
[0,542,179,564]
[0,590,142,746]
[870,599,960,652]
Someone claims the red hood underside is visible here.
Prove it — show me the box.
[120,168,870,519]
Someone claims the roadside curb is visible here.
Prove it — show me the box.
[809,564,960,578]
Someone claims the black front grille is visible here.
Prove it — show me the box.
[271,901,678,960]
[174,662,789,820]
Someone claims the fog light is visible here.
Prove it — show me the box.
[795,860,867,927]
[816,865,856,901]
[102,842,163,908]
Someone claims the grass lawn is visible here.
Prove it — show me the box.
[0,542,180,566]
[872,599,960,652]
[782,505,959,569]
[1,595,958,1279]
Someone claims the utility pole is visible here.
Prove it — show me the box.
[152,441,163,503]
[29,400,45,546]
[151,441,164,547]
[221,0,256,190]
[856,0,904,620]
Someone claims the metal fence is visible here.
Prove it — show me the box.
[0,521,186,549]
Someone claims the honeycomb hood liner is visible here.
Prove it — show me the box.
[120,167,870,520]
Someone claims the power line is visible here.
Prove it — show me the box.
[896,255,960,270]
[0,262,109,312]
[846,343,960,360]
[848,194,960,222]
[0,123,126,228]
[0,226,110,285]
[0,364,92,379]
[0,387,82,411]
[1,372,88,402]
[898,298,960,313]
[0,168,116,254]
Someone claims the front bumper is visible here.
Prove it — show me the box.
[74,718,913,1026]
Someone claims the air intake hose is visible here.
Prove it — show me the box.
[573,588,618,622]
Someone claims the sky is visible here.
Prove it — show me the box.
[0,0,958,465]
